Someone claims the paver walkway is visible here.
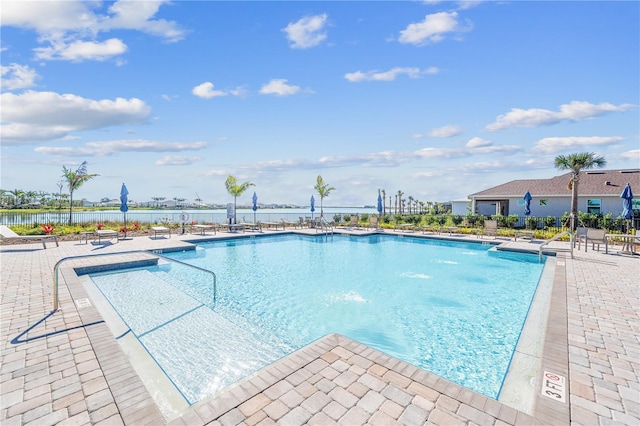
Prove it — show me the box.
[1,229,638,425]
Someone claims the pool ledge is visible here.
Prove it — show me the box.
[173,333,535,425]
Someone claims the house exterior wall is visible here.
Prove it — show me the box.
[474,195,629,218]
[451,200,469,215]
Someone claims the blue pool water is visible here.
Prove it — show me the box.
[89,234,545,404]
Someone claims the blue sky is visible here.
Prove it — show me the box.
[1,0,638,207]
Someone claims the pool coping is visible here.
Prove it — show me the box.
[56,232,569,424]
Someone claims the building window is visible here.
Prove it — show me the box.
[587,199,601,214]
[539,199,547,206]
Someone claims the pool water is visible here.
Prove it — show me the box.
[89,234,545,404]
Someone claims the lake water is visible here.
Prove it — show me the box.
[0,207,378,226]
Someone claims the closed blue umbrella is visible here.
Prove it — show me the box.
[252,192,258,223]
[310,195,315,219]
[621,183,633,219]
[523,191,532,216]
[120,183,129,227]
[377,190,383,214]
[621,183,633,233]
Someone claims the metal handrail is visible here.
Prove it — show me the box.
[53,250,216,311]
[316,217,334,235]
[539,231,574,260]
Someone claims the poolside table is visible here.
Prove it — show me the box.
[262,222,285,231]
[241,222,262,232]
[395,224,415,233]
[227,223,245,233]
[440,226,461,235]
[191,224,216,235]
[606,233,639,255]
[78,231,94,244]
[514,230,535,241]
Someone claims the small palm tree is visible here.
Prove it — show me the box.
[225,175,254,223]
[62,161,98,225]
[554,152,606,230]
[314,175,335,218]
[381,189,386,215]
[8,189,24,206]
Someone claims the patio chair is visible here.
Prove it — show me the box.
[367,215,379,229]
[0,225,59,249]
[585,228,608,253]
[348,215,360,229]
[479,220,498,239]
[574,226,588,250]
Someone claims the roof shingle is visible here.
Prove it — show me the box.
[469,169,640,198]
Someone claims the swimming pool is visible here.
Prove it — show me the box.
[89,234,545,405]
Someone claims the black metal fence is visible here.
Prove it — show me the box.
[2,210,636,232]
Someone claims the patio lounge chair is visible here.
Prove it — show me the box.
[585,228,608,253]
[479,220,498,238]
[281,218,301,229]
[0,225,59,249]
[151,226,171,238]
[190,224,216,235]
[95,229,119,243]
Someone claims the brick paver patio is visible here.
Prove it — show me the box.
[1,228,638,425]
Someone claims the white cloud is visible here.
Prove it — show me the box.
[415,139,521,158]
[344,67,438,82]
[0,63,39,90]
[0,1,98,32]
[398,11,470,46]
[460,161,508,172]
[465,137,491,148]
[532,136,624,153]
[155,155,202,166]
[414,125,462,138]
[192,82,227,99]
[259,79,302,96]
[618,149,640,162]
[246,139,523,175]
[192,82,247,99]
[1,91,151,144]
[204,169,228,177]
[282,14,328,49]
[34,140,209,156]
[486,101,636,131]
[102,0,185,42]
[456,1,486,10]
[34,38,127,61]
[1,0,184,62]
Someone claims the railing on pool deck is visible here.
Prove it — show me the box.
[539,230,574,260]
[53,250,216,311]
[314,217,334,235]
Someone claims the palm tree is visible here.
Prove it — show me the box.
[8,189,24,206]
[225,175,254,223]
[314,175,335,218]
[554,152,607,230]
[381,189,386,216]
[397,190,404,214]
[62,161,98,225]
